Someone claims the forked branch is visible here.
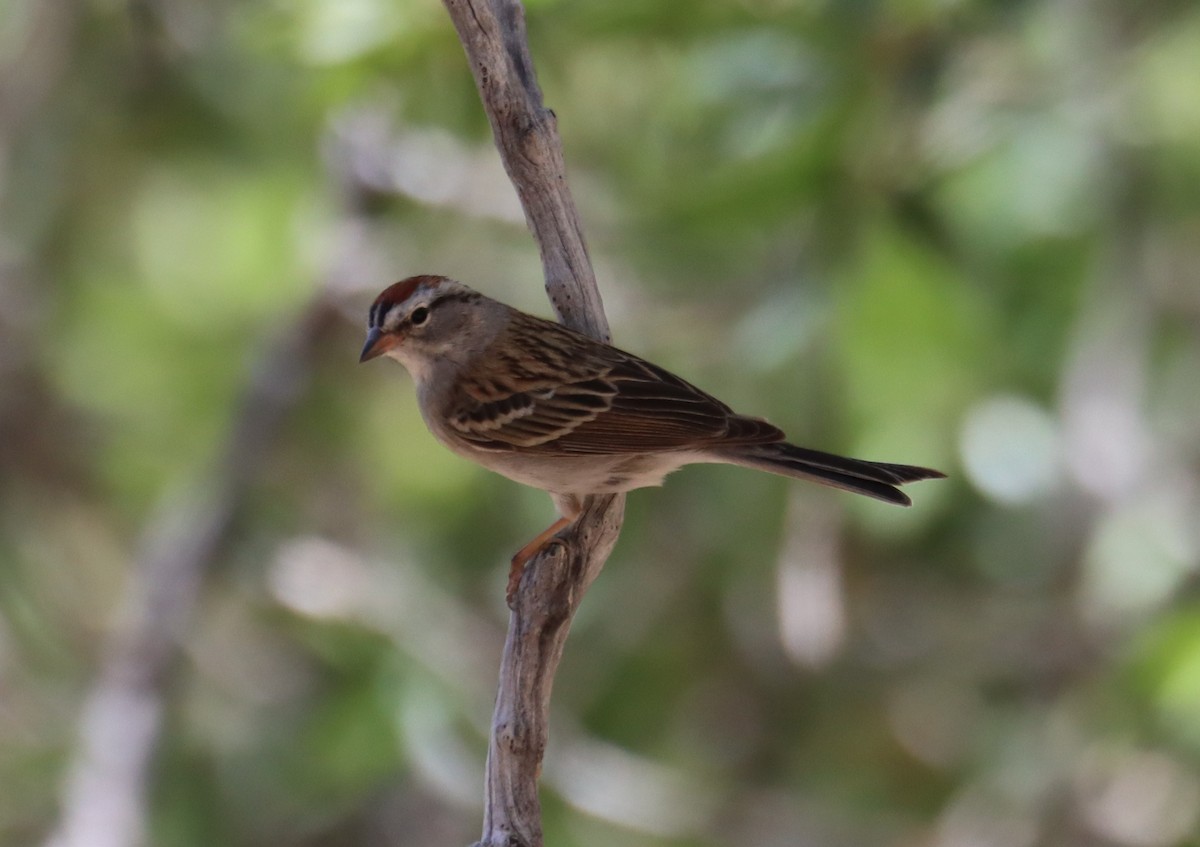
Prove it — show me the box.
[439,2,626,845]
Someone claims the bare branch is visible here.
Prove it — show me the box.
[440,2,626,845]
[441,0,610,341]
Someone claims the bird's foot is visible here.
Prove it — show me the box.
[506,516,571,608]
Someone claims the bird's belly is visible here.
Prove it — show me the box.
[459,449,690,496]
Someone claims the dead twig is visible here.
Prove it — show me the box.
[439,2,626,845]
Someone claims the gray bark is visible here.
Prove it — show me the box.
[440,2,627,845]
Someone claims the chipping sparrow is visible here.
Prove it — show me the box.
[361,275,943,601]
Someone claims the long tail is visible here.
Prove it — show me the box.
[720,443,945,506]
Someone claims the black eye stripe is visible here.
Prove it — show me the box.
[369,286,481,329]
[433,291,481,307]
[370,300,389,329]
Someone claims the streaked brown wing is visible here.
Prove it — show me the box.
[446,316,784,455]
[548,355,784,454]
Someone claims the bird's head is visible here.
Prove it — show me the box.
[359,275,490,373]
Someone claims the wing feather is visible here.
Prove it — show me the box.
[445,315,784,455]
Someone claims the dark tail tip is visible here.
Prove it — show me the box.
[727,444,945,506]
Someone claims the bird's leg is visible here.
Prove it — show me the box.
[507,516,572,607]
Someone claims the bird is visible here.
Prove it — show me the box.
[360,274,943,602]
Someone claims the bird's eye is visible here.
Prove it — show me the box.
[410,306,430,326]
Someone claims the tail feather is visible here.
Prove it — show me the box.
[721,443,945,506]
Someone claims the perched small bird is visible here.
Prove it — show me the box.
[361,275,943,601]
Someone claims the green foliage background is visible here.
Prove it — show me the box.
[2,0,1199,845]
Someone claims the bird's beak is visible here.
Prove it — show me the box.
[359,328,397,363]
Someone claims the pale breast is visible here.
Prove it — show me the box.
[442,441,692,497]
